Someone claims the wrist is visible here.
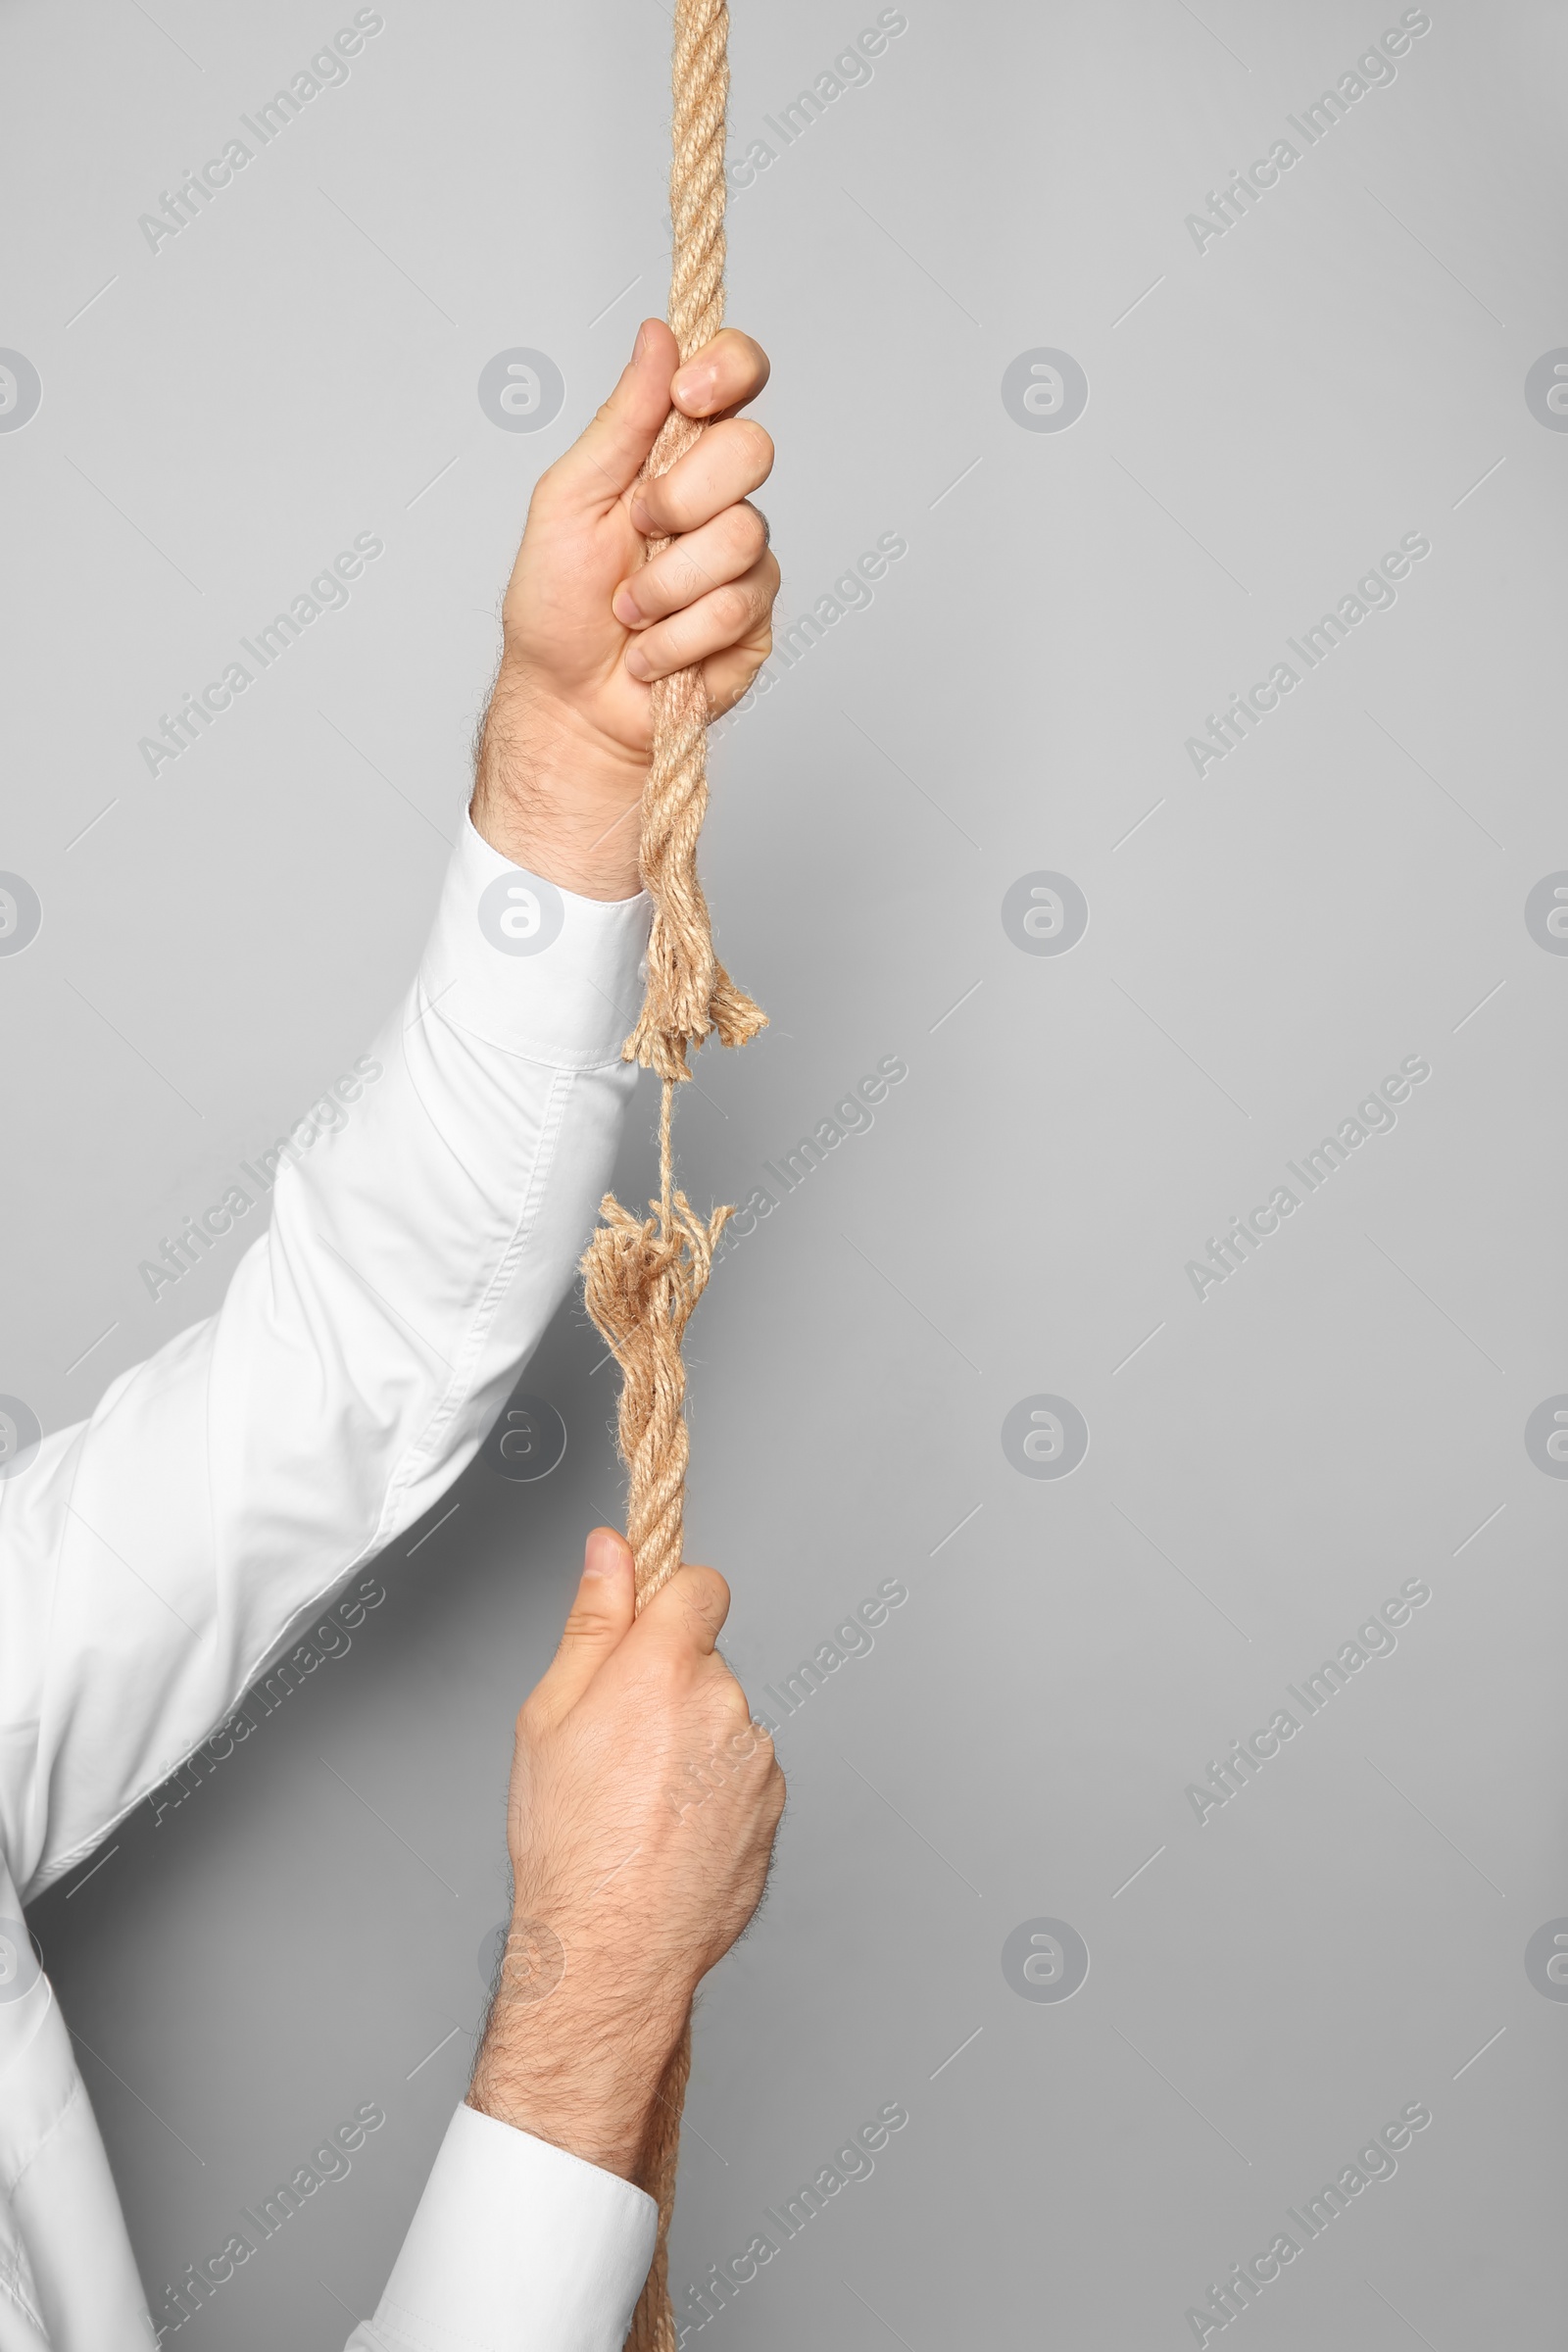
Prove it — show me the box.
[467,1936,689,2185]
[471,674,648,902]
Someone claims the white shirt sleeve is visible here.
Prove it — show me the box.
[345,2106,658,2352]
[3,812,651,1897]
[0,814,659,2351]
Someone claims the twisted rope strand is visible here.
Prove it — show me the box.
[577,4,763,2341]
[624,0,763,1085]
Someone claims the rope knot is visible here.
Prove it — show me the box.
[580,1185,735,1614]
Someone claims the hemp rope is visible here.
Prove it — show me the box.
[578,2,763,2341]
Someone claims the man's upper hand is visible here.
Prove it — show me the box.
[470,320,779,901]
[466,1527,786,2188]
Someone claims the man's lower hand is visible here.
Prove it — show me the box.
[466,1528,786,2187]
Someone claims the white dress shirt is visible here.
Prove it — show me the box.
[0,816,660,2349]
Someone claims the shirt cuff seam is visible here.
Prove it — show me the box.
[415,976,640,1073]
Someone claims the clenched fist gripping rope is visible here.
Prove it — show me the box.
[577,2,764,2340]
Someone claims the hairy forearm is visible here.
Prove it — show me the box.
[466,1926,686,2184]
[470,677,649,903]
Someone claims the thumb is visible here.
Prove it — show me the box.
[541,318,680,513]
[531,1526,637,1722]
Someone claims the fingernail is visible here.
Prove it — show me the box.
[583,1527,619,1578]
[624,643,653,680]
[628,494,652,534]
[673,362,717,413]
[612,585,642,626]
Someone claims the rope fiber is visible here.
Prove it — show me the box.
[578,3,762,2339]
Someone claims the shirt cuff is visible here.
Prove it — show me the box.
[361,2104,658,2352]
[420,813,652,1069]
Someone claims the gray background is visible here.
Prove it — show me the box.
[9,0,1566,2342]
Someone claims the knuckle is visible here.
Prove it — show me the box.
[675,555,710,606]
[559,1601,609,1645]
[681,1561,730,1618]
[700,1655,745,1714]
[716,1669,754,1721]
[636,481,672,529]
